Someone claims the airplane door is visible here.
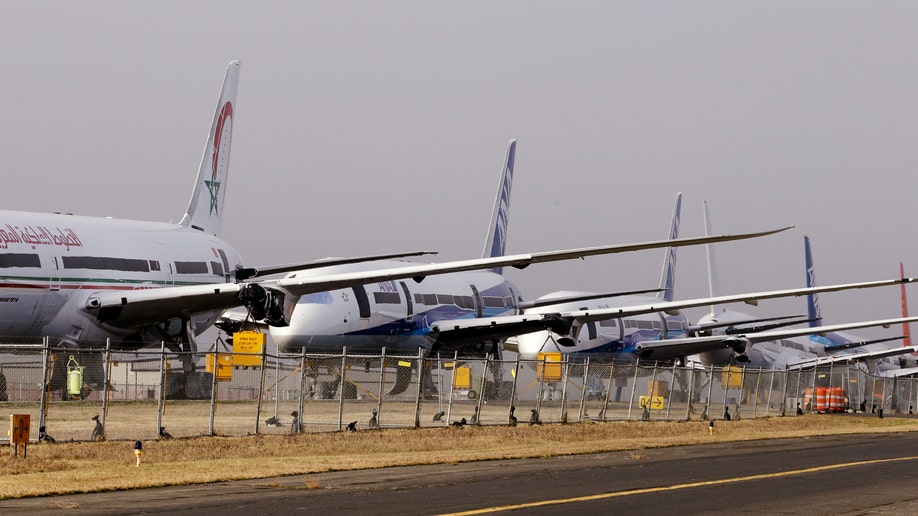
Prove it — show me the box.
[217,249,231,282]
[508,286,520,315]
[581,306,598,341]
[399,281,413,322]
[470,285,483,318]
[49,256,61,291]
[352,285,371,319]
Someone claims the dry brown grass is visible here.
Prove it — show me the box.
[1,415,916,499]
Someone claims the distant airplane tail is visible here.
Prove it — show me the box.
[481,139,516,273]
[179,60,240,236]
[656,192,682,302]
[804,236,823,327]
[901,262,913,351]
[702,200,722,315]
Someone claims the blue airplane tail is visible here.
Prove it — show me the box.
[804,235,823,327]
[481,139,516,273]
[657,192,682,302]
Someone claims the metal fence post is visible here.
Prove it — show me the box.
[704,364,715,420]
[722,366,731,419]
[254,341,268,435]
[600,362,615,421]
[38,337,49,439]
[578,359,590,423]
[337,348,347,431]
[295,348,307,434]
[272,351,280,422]
[101,339,112,438]
[473,356,490,425]
[507,354,520,425]
[535,356,546,420]
[446,351,458,425]
[157,341,166,437]
[377,348,387,424]
[627,362,640,421]
[414,349,424,428]
[666,363,677,420]
[209,350,219,437]
[559,357,570,423]
[765,368,775,417]
[787,366,797,416]
[684,365,695,421]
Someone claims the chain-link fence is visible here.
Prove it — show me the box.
[1,342,915,442]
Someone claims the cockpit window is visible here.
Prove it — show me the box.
[300,291,334,305]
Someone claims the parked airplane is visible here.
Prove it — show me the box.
[681,206,918,370]
[801,236,917,372]
[457,205,918,365]
[0,62,791,396]
[256,150,677,360]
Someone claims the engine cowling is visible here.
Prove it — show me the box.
[238,284,293,327]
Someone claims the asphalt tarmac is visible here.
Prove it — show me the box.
[2,432,916,515]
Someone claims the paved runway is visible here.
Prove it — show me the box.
[3,432,916,514]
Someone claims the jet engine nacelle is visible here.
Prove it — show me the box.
[238,284,294,327]
[697,337,751,366]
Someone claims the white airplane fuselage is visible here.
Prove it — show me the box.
[270,260,520,355]
[513,291,690,362]
[0,210,243,347]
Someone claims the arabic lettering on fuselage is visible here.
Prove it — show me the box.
[0,224,83,251]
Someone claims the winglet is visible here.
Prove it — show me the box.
[179,60,241,236]
[481,139,516,273]
[657,192,682,302]
[804,235,822,327]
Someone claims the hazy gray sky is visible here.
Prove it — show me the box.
[2,2,918,338]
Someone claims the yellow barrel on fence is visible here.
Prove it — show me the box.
[66,355,83,396]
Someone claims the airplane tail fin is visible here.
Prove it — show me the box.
[804,235,823,327]
[481,139,516,273]
[901,262,913,349]
[702,200,722,316]
[656,192,682,302]
[179,60,241,236]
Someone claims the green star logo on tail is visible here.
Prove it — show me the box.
[205,179,221,215]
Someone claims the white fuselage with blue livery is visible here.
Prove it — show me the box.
[512,291,689,361]
[270,260,520,354]
[0,210,244,346]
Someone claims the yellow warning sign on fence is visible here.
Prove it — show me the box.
[233,331,265,367]
[639,396,666,410]
[537,352,562,382]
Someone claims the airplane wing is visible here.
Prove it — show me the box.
[86,226,792,329]
[785,344,918,370]
[558,278,916,327]
[633,317,918,362]
[429,279,918,358]
[881,365,918,378]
